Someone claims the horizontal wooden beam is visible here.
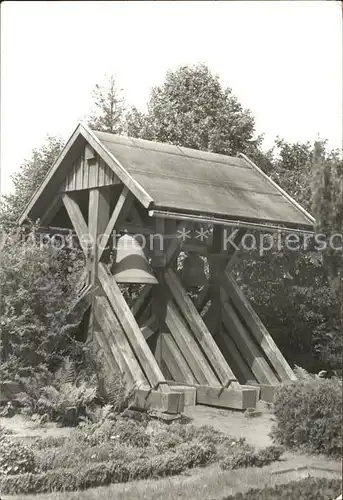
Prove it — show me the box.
[116,224,154,235]
[195,384,258,410]
[132,388,184,414]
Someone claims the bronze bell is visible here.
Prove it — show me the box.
[182,252,207,288]
[113,234,158,284]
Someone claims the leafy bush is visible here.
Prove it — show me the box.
[0,437,36,476]
[221,477,342,500]
[272,378,342,456]
[0,441,215,494]
[0,424,13,439]
[220,445,284,470]
[109,418,150,447]
[32,436,67,450]
[103,370,133,413]
[35,442,144,472]
[72,417,150,447]
[0,225,84,383]
[151,431,183,453]
[169,422,232,446]
[16,377,98,426]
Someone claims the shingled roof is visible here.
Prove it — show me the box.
[19,123,314,230]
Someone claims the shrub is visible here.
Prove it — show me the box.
[151,431,183,453]
[0,437,36,475]
[271,378,342,456]
[35,442,144,472]
[16,380,98,426]
[101,371,133,414]
[221,477,342,500]
[0,441,215,494]
[220,445,284,470]
[0,424,13,439]
[169,422,232,446]
[72,416,150,448]
[32,436,67,450]
[110,418,150,447]
[0,225,84,382]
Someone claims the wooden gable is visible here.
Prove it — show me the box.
[59,144,121,192]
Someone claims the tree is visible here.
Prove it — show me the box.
[127,64,256,155]
[87,75,126,134]
[269,137,314,210]
[89,65,256,154]
[236,139,342,372]
[0,136,64,229]
[311,142,343,297]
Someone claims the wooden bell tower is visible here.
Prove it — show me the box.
[19,124,315,415]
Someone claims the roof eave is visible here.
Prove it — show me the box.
[148,206,314,234]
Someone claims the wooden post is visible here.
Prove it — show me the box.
[151,218,168,371]
[88,189,111,340]
[208,225,225,334]
[207,226,245,335]
[88,189,111,283]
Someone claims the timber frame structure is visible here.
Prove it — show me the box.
[19,123,315,415]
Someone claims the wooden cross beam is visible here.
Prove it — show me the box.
[94,295,149,390]
[62,194,89,255]
[161,333,197,385]
[165,299,220,386]
[165,268,239,388]
[98,262,170,393]
[221,272,296,382]
[98,186,131,260]
[220,286,279,386]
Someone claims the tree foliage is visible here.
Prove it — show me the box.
[0,137,64,229]
[87,75,126,134]
[311,141,343,297]
[127,64,256,155]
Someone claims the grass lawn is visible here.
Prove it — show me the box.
[1,404,341,500]
[3,462,340,500]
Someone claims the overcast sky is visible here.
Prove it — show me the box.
[1,1,342,196]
